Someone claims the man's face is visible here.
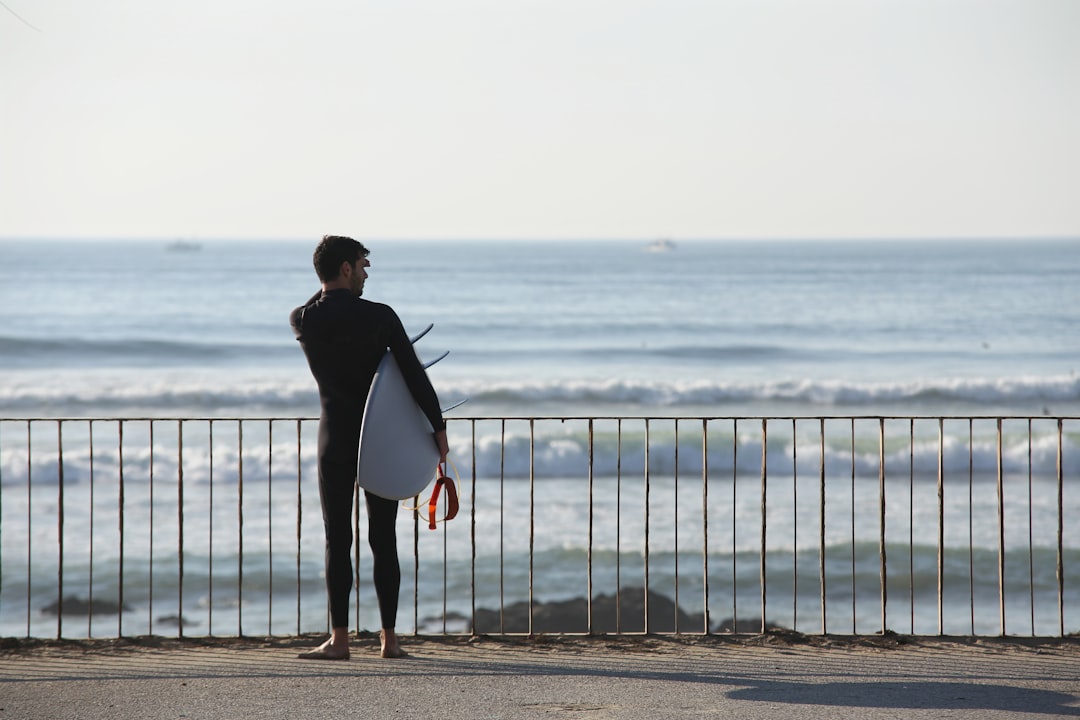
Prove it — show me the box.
[349,256,370,296]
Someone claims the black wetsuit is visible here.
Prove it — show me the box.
[290,289,445,630]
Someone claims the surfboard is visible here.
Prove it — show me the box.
[356,342,442,501]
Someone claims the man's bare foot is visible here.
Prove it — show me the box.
[380,629,409,659]
[297,638,349,661]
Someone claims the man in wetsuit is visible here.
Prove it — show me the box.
[290,235,449,660]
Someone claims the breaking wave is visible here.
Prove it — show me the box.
[1,373,1078,417]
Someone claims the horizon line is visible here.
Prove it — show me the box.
[1,235,1077,244]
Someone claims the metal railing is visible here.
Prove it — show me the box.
[1,416,1076,639]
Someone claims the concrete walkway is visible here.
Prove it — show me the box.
[1,634,1078,719]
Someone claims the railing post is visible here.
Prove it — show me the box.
[674,419,680,634]
[1057,419,1065,637]
[469,419,477,635]
[56,420,64,640]
[178,420,186,638]
[24,421,32,638]
[910,419,916,634]
[1027,419,1035,636]
[616,419,623,633]
[968,420,974,635]
[411,479,419,635]
[237,420,244,636]
[819,418,827,635]
[267,419,273,635]
[850,419,856,634]
[759,418,767,634]
[0,422,4,633]
[88,420,96,638]
[997,418,1006,636]
[528,419,535,636]
[149,421,156,632]
[936,418,944,636]
[644,418,651,634]
[731,418,738,634]
[587,419,594,635]
[209,419,216,635]
[295,419,303,636]
[791,418,798,631]
[878,418,887,635]
[702,419,710,635]
[499,419,506,635]
[118,420,125,638]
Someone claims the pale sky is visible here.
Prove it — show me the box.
[2,0,1078,240]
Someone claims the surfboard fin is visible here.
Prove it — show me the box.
[423,350,449,369]
[441,398,468,413]
[409,323,435,344]
[408,323,461,412]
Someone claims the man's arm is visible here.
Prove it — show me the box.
[289,290,324,340]
[384,310,446,434]
[434,429,449,464]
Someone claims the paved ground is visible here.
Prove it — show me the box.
[1,633,1078,719]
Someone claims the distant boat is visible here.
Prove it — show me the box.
[646,238,676,252]
[166,240,201,252]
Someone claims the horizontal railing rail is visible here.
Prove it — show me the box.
[1,415,1076,639]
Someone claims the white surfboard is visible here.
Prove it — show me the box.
[357,347,441,500]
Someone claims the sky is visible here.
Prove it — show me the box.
[1,0,1078,241]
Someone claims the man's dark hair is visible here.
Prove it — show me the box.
[313,235,369,282]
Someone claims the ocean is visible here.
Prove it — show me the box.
[2,238,1079,419]
[1,238,1078,638]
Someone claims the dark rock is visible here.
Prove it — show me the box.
[41,595,132,616]
[713,616,785,633]
[472,587,709,634]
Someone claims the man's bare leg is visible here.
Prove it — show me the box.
[380,628,408,658]
[298,626,350,660]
